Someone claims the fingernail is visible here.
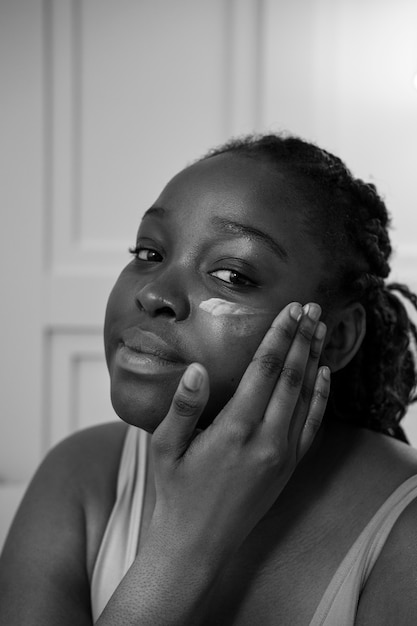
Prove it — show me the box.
[321,366,331,381]
[183,364,202,391]
[290,302,302,322]
[304,303,321,322]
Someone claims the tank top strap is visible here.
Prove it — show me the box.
[90,426,149,621]
[310,474,417,626]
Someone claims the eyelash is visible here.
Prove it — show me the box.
[210,269,254,287]
[129,245,163,263]
[129,246,255,287]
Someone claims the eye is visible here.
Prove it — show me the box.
[129,245,163,262]
[210,269,253,286]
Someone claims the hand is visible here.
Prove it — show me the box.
[150,302,330,558]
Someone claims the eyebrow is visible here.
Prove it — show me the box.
[142,206,166,219]
[142,207,288,261]
[211,216,289,261]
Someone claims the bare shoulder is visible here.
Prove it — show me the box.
[16,421,129,530]
[340,425,417,491]
[47,420,129,497]
[49,419,128,470]
[353,431,417,625]
[0,421,128,625]
[355,492,417,625]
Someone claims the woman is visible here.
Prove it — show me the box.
[1,133,417,625]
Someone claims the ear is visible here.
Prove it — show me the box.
[323,303,366,373]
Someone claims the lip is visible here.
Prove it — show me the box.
[115,328,188,377]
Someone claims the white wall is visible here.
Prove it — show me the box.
[260,0,417,440]
[1,0,417,546]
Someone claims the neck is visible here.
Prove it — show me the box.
[265,420,362,525]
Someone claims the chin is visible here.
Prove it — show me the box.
[110,385,174,434]
[108,371,235,435]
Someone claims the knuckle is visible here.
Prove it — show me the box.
[300,383,312,403]
[297,323,315,343]
[313,384,330,402]
[226,421,253,446]
[173,394,201,416]
[280,366,303,388]
[253,353,284,378]
[258,440,289,467]
[151,432,171,457]
[274,322,294,344]
[304,414,323,436]
[258,444,279,466]
[309,344,321,361]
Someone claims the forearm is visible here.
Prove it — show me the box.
[95,524,228,626]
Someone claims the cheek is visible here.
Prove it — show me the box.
[104,271,134,354]
[200,313,269,340]
[198,298,273,337]
[193,311,275,425]
[194,309,275,380]
[103,289,121,366]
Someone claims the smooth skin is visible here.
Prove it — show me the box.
[98,302,329,625]
[1,154,417,625]
[104,154,328,432]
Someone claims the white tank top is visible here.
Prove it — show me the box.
[90,426,149,620]
[90,426,417,624]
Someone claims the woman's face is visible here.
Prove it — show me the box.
[104,153,326,431]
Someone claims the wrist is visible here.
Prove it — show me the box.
[146,506,236,577]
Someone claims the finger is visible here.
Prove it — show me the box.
[296,366,330,460]
[288,320,327,446]
[263,303,322,435]
[152,363,209,461]
[229,302,303,426]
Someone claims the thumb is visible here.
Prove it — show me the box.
[152,363,209,460]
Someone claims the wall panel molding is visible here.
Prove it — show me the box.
[44,329,116,452]
[225,0,264,136]
[46,0,257,276]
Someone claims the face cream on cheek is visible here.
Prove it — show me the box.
[199,298,266,316]
[198,298,271,336]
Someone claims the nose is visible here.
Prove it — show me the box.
[135,272,191,321]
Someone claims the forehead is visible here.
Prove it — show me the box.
[155,153,306,228]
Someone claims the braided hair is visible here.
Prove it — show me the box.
[202,133,417,441]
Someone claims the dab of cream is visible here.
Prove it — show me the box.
[199,298,266,316]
